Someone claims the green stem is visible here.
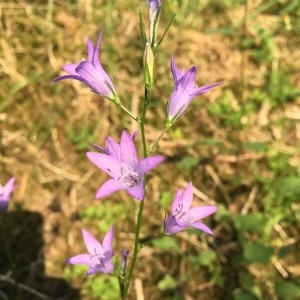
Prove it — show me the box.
[148,127,167,154]
[118,103,139,123]
[123,87,151,299]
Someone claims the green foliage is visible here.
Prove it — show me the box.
[209,91,256,127]
[192,250,216,266]
[152,236,179,250]
[177,156,199,172]
[158,274,178,291]
[64,265,87,279]
[159,191,173,210]
[276,280,300,300]
[67,122,98,151]
[234,213,266,234]
[243,242,274,263]
[83,276,120,300]
[80,202,128,232]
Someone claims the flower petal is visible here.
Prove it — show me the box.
[100,259,114,273]
[82,229,104,256]
[191,82,222,97]
[139,155,164,174]
[92,32,103,67]
[4,177,15,197]
[86,152,121,178]
[128,181,145,200]
[187,206,218,222]
[53,74,83,83]
[165,215,184,234]
[95,179,123,199]
[120,130,139,168]
[75,61,112,96]
[170,55,184,83]
[105,136,121,160]
[171,188,184,214]
[102,227,114,251]
[181,182,194,211]
[62,64,79,75]
[87,39,94,62]
[66,254,90,265]
[190,222,214,234]
[86,267,99,275]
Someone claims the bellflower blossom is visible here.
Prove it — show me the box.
[167,55,222,124]
[165,182,217,235]
[66,227,114,275]
[87,130,164,201]
[0,177,15,212]
[53,32,118,102]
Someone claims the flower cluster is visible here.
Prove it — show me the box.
[56,1,220,285]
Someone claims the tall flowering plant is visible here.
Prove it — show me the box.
[55,1,221,299]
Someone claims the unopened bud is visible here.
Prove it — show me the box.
[143,43,154,87]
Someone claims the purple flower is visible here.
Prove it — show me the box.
[147,0,161,14]
[0,177,15,212]
[165,182,217,235]
[53,32,118,102]
[147,0,161,46]
[167,55,222,124]
[120,249,129,276]
[66,227,114,275]
[87,130,164,201]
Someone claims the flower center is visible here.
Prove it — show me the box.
[89,248,105,269]
[118,164,141,188]
[174,203,188,225]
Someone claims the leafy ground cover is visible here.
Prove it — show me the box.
[0,0,300,299]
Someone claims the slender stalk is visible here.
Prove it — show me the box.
[118,103,139,123]
[123,87,151,299]
[148,127,167,154]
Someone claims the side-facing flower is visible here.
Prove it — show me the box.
[165,182,217,235]
[53,32,119,102]
[167,55,222,125]
[87,130,164,201]
[66,227,114,275]
[0,177,16,212]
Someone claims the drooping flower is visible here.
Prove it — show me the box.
[66,227,114,275]
[53,32,119,102]
[0,177,16,212]
[165,182,217,235]
[86,130,164,201]
[167,55,222,125]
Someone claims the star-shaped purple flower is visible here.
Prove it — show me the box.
[167,55,222,124]
[53,32,118,102]
[66,227,114,275]
[87,130,164,201]
[165,182,217,235]
[0,177,15,212]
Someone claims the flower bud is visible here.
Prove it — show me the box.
[143,43,154,87]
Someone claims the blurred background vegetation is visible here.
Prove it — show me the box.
[0,0,300,299]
